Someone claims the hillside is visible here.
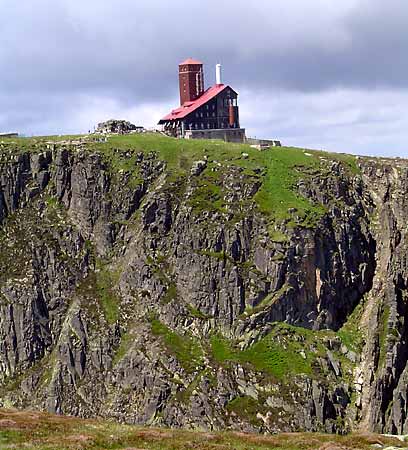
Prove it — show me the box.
[0,133,407,435]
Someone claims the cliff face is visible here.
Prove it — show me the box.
[0,135,407,434]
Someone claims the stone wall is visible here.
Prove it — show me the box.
[184,128,246,143]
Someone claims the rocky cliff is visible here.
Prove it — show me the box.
[0,134,407,434]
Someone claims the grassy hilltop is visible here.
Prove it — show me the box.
[2,132,359,229]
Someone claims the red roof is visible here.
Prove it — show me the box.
[159,84,231,123]
[179,58,203,66]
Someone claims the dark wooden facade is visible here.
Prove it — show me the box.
[183,88,240,131]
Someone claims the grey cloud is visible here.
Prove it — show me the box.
[1,0,408,155]
[3,0,407,96]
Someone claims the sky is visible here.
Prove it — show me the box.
[0,0,407,157]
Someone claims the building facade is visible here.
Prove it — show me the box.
[159,59,245,142]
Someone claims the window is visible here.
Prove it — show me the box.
[212,112,216,117]
[206,105,209,110]
[201,123,204,129]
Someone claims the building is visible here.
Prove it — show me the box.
[158,58,245,143]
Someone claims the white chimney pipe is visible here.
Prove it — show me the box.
[216,64,222,85]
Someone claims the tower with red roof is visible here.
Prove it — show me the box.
[179,58,204,106]
[159,59,245,143]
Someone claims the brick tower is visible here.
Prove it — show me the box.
[178,58,204,106]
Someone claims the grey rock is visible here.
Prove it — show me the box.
[190,160,207,176]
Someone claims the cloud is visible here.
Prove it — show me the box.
[0,0,408,156]
[241,88,408,156]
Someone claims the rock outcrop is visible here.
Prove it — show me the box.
[0,137,408,434]
[95,119,143,134]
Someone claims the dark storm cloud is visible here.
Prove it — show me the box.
[1,0,408,154]
[2,0,407,97]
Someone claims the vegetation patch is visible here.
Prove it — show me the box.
[188,168,226,215]
[150,318,203,373]
[161,282,177,304]
[210,335,236,364]
[112,332,135,366]
[95,268,120,324]
[186,303,212,320]
[226,395,263,425]
[242,285,292,317]
[77,265,121,325]
[210,324,324,380]
[254,148,327,228]
[337,300,365,353]
[176,369,210,405]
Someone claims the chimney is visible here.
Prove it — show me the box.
[216,64,222,85]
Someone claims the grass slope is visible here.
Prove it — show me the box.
[0,408,401,450]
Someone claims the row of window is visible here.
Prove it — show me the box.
[194,100,237,118]
[196,111,216,118]
[187,122,237,130]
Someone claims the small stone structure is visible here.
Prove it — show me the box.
[96,120,144,134]
[0,132,19,138]
[246,137,282,149]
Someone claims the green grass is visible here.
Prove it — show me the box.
[112,332,135,365]
[337,300,365,353]
[161,281,178,304]
[242,285,291,317]
[210,335,236,362]
[226,396,262,425]
[76,266,121,325]
[150,318,203,373]
[0,429,25,446]
[254,148,327,227]
[95,269,120,324]
[239,330,312,380]
[210,324,322,380]
[186,303,212,319]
